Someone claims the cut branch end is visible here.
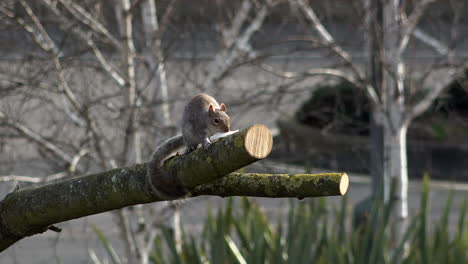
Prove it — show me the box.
[243,124,272,159]
[339,173,349,195]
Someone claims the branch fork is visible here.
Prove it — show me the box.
[0,124,348,252]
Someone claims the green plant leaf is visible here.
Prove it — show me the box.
[225,235,247,264]
[161,226,183,264]
[91,225,122,264]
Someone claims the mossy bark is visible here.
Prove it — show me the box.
[0,125,349,252]
[0,170,348,251]
[0,125,272,251]
[192,172,349,198]
[0,164,153,252]
[163,124,272,190]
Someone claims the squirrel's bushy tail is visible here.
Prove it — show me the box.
[147,135,187,198]
[150,135,185,167]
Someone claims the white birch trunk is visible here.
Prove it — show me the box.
[297,0,451,256]
[382,0,409,254]
[383,103,409,253]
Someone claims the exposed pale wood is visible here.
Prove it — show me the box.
[243,124,273,159]
[340,173,349,195]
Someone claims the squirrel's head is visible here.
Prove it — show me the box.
[208,103,230,133]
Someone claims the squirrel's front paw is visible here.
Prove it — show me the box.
[203,142,211,150]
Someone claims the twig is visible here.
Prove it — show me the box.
[0,111,73,163]
[294,0,379,105]
[398,0,437,56]
[203,1,270,90]
[57,0,120,47]
[0,172,68,183]
[41,0,126,87]
[48,225,62,232]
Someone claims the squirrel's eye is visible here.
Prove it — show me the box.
[214,118,219,124]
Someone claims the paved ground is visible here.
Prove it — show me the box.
[1,160,467,264]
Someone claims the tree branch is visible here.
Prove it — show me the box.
[203,1,271,90]
[192,172,349,198]
[0,111,74,163]
[8,2,108,168]
[141,0,172,126]
[57,0,121,47]
[406,64,468,122]
[258,63,360,85]
[412,28,448,55]
[398,0,437,56]
[294,0,379,105]
[41,0,126,87]
[0,172,68,183]
[0,124,348,252]
[0,125,270,251]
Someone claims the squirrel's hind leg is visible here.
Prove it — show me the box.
[185,145,197,154]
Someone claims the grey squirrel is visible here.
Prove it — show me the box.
[147,93,231,198]
[182,93,231,152]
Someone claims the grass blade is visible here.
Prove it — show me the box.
[161,226,183,264]
[91,225,122,264]
[89,249,102,264]
[225,235,247,264]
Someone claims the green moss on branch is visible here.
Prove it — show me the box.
[0,125,273,252]
[0,125,349,253]
[192,172,349,198]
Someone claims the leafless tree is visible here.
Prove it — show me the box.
[270,0,466,254]
[0,0,290,263]
[2,0,465,262]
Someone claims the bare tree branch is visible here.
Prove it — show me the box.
[41,0,126,87]
[120,0,140,165]
[57,0,121,47]
[221,0,252,49]
[0,111,73,163]
[406,64,468,122]
[0,172,68,183]
[412,28,448,55]
[258,63,360,85]
[203,1,271,90]
[0,6,57,54]
[20,1,109,169]
[294,0,379,105]
[398,0,437,56]
[141,0,172,126]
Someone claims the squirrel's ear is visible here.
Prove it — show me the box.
[209,104,214,113]
[220,103,226,112]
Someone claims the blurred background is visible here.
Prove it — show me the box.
[0,0,467,263]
